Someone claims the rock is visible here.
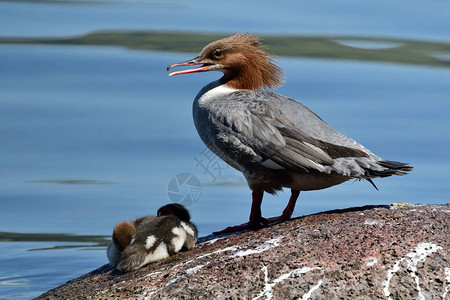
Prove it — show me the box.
[36,204,449,300]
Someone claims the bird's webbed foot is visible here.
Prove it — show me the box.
[212,217,269,235]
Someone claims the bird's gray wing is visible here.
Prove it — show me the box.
[210,91,369,173]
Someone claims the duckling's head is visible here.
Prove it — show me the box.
[112,221,136,252]
[157,203,191,222]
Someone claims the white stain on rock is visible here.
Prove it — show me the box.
[165,277,180,287]
[301,280,323,300]
[383,242,442,300]
[205,237,224,244]
[231,237,282,258]
[141,271,162,279]
[364,219,380,226]
[442,267,450,300]
[253,265,322,300]
[186,264,204,276]
[366,257,378,267]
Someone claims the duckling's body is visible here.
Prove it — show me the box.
[107,204,197,272]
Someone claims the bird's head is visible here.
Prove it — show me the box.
[167,33,284,90]
[157,203,191,222]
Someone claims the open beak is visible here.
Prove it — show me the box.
[167,56,212,76]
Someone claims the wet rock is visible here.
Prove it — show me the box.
[36,204,449,299]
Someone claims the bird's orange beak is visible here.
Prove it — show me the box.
[167,56,212,76]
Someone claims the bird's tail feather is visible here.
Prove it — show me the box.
[360,160,412,191]
[367,160,413,178]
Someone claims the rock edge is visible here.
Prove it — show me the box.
[37,203,449,299]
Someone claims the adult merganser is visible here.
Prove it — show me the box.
[167,33,412,235]
[107,204,198,272]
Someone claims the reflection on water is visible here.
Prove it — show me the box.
[0,232,109,249]
[26,179,118,185]
[0,241,107,299]
[0,233,109,297]
[427,51,450,62]
[332,39,404,50]
[0,0,449,299]
[2,31,449,68]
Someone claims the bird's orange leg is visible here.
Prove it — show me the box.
[213,190,267,235]
[266,189,300,223]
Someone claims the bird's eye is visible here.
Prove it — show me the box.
[214,49,223,58]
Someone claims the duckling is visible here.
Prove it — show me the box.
[107,220,136,267]
[107,204,198,272]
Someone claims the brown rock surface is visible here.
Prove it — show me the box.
[37,204,449,299]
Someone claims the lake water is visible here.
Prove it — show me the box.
[0,0,449,298]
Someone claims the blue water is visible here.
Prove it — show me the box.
[1,0,449,298]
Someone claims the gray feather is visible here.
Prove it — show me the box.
[193,84,412,192]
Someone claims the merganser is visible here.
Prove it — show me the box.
[107,204,198,272]
[167,33,413,235]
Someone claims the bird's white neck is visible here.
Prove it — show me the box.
[195,80,237,105]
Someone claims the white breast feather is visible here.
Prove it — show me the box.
[180,221,196,237]
[196,81,237,104]
[145,235,157,249]
[139,242,169,269]
[171,226,187,252]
